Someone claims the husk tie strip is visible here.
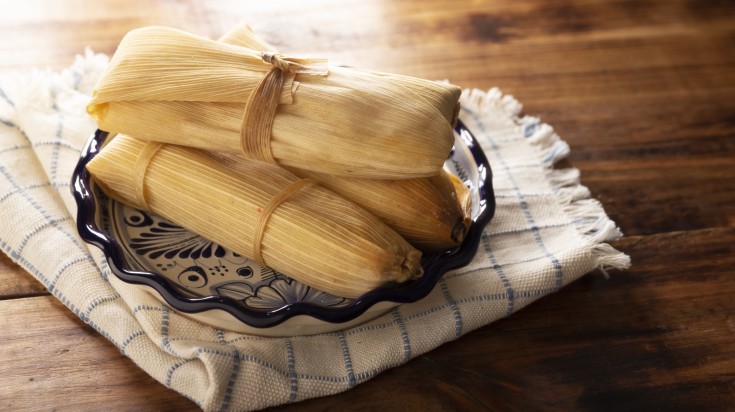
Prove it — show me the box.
[252,178,314,266]
[240,52,328,163]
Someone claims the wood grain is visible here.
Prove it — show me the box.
[0,249,46,299]
[1,0,734,410]
[0,296,197,411]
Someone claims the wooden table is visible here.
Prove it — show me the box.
[2,0,734,410]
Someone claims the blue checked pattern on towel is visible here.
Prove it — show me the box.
[0,51,629,411]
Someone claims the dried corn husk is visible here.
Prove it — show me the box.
[86,26,461,179]
[87,134,423,298]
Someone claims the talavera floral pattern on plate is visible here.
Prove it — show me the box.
[100,199,352,309]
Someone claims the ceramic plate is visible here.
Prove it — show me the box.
[71,120,494,335]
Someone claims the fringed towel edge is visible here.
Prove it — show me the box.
[460,86,631,277]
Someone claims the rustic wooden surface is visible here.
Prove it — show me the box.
[2,0,734,410]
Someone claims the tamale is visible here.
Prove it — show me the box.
[86,26,461,179]
[214,24,472,252]
[87,134,423,298]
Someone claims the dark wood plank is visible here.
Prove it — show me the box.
[0,249,47,299]
[0,295,198,411]
[580,156,735,236]
[0,0,220,73]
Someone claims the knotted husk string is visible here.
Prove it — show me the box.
[241,52,328,163]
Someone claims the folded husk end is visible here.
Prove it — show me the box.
[404,249,424,281]
[86,101,106,123]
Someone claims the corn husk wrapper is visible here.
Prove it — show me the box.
[86,26,461,179]
[87,134,423,299]
[213,24,472,252]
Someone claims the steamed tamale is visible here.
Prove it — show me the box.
[87,134,423,298]
[86,26,461,179]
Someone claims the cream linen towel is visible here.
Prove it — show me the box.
[0,51,630,411]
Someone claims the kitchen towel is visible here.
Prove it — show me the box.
[0,50,629,411]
